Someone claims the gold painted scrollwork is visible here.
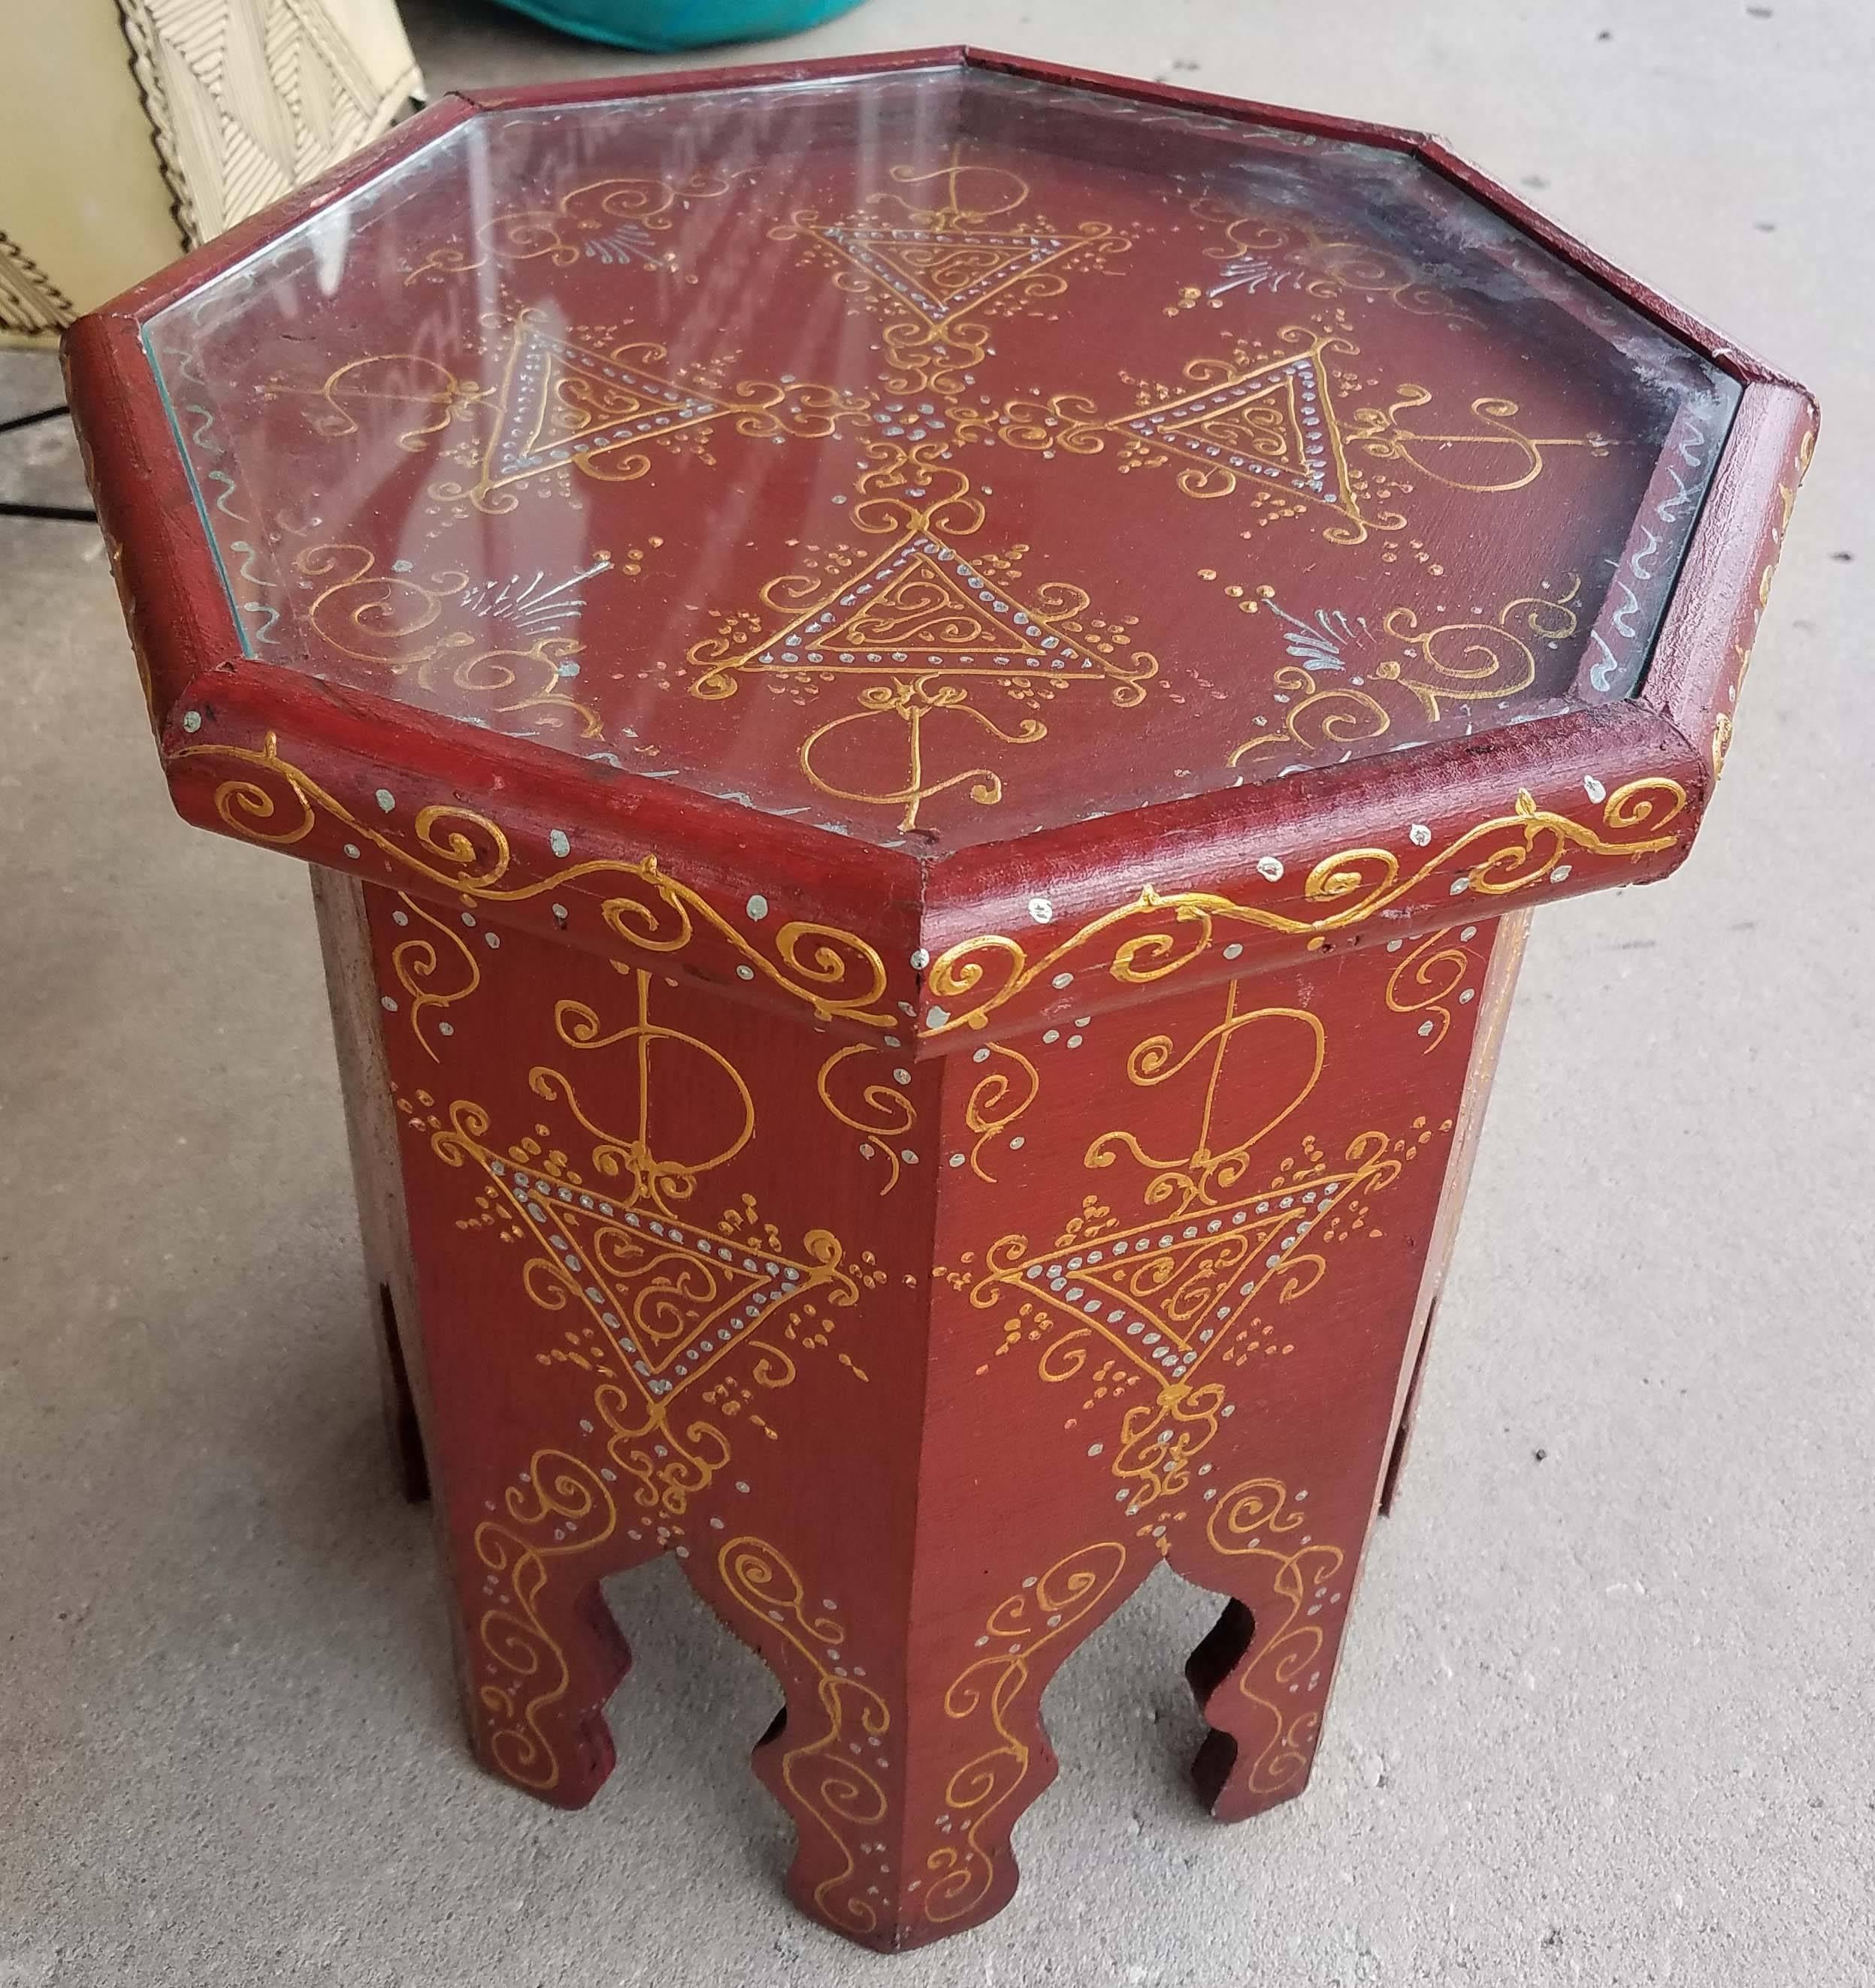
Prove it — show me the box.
[949,327,1398,544]
[280,354,491,455]
[1384,926,1478,1053]
[964,1044,1039,1184]
[389,892,481,1060]
[951,389,1106,459]
[1202,1476,1347,1798]
[924,1542,1129,1924]
[406,171,736,285]
[685,439,1159,832]
[1231,578,1583,766]
[473,1449,618,1792]
[1108,1382,1228,1516]
[182,739,1683,1051]
[1033,1325,1091,1381]
[924,780,1687,1036]
[799,677,1047,833]
[1184,195,1477,324]
[876,154,1035,231]
[411,960,877,1526]
[594,1380,734,1518]
[293,542,605,737]
[817,1043,916,1195]
[957,328,1616,548]
[542,970,755,1211]
[1347,385,1614,495]
[298,542,470,663]
[172,736,894,1029]
[435,319,873,514]
[1377,579,1581,721]
[1228,663,1391,767]
[594,880,891,1030]
[718,1536,891,1936]
[773,148,1128,397]
[1084,990,1325,1216]
[956,969,1437,1529]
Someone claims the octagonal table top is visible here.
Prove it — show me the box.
[67,48,1815,1046]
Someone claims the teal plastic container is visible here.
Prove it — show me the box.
[489,0,869,50]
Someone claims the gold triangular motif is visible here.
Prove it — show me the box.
[1018,1203,1305,1370]
[488,327,736,482]
[821,222,1079,322]
[486,1159,810,1388]
[1117,349,1344,503]
[745,532,1094,675]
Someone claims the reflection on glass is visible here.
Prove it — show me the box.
[144,66,1738,852]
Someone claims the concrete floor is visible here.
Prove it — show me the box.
[2,2,1869,1983]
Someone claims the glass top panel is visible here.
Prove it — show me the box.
[145,65,1738,854]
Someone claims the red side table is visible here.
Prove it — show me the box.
[65,49,1813,1953]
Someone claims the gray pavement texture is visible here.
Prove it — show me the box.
[2,3,1870,1984]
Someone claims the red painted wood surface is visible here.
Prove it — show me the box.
[63,49,1816,1047]
[366,876,1512,1948]
[126,77,1725,829]
[59,45,1819,1955]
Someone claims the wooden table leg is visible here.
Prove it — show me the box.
[1379,912,1529,1517]
[333,879,936,1866]
[311,868,431,1503]
[313,876,1524,1948]
[910,917,1526,1890]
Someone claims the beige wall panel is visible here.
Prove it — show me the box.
[0,0,422,343]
